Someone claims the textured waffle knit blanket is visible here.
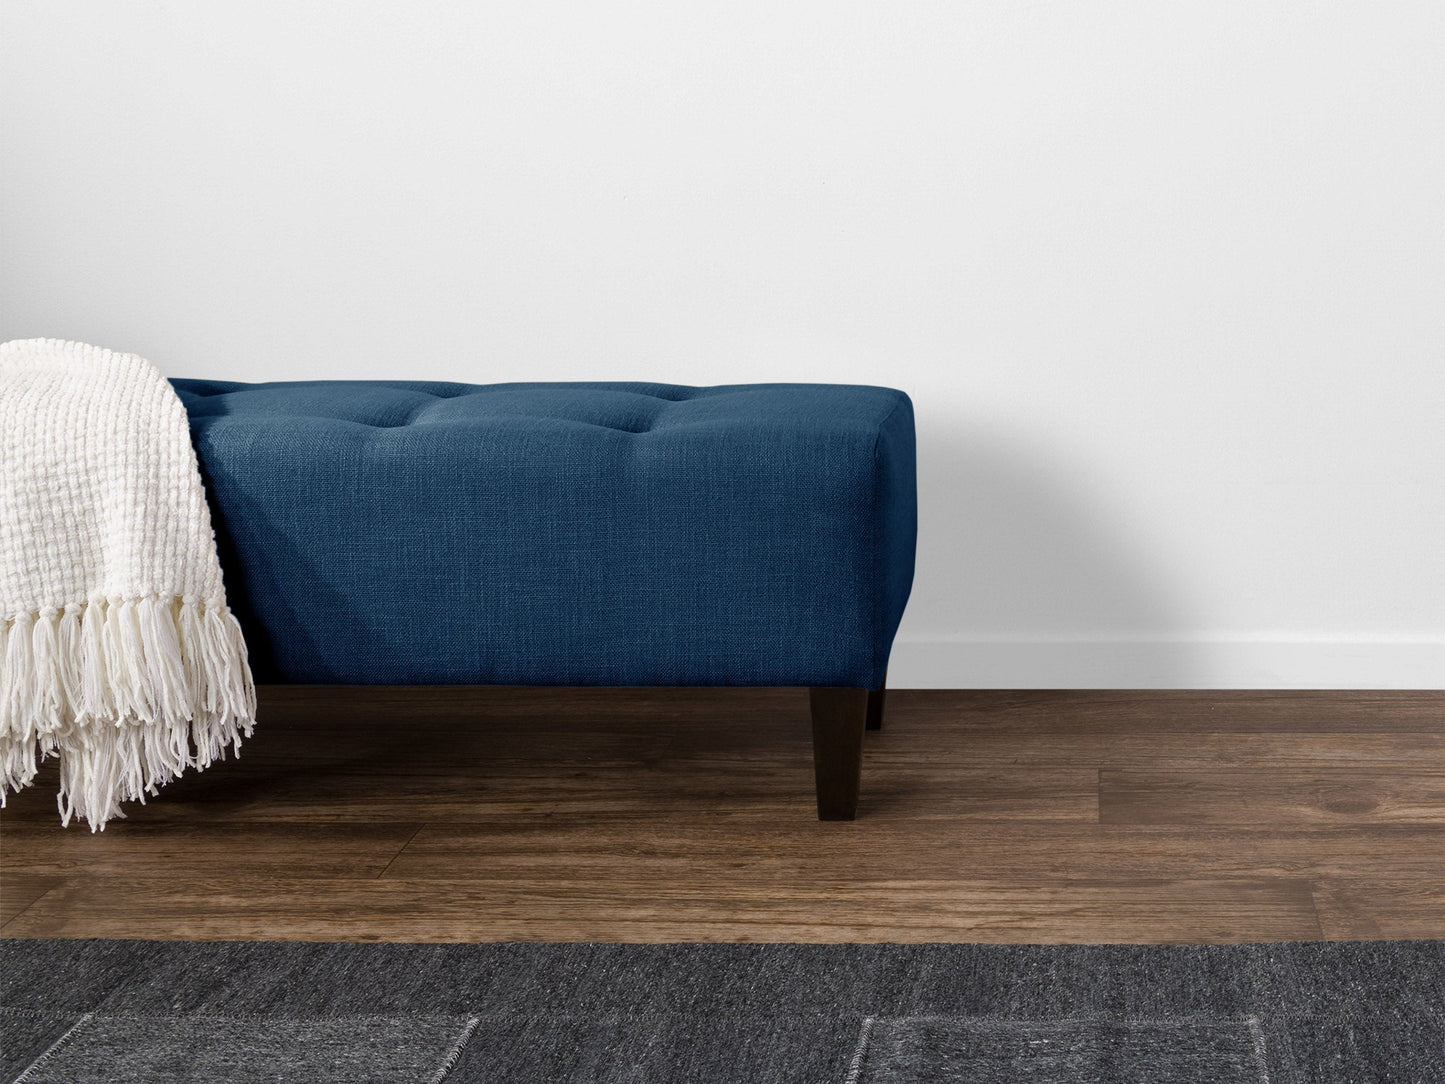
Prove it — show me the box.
[1,339,255,829]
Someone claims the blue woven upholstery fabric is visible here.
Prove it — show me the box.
[172,380,916,688]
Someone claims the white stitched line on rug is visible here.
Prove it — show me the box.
[842,1016,876,1084]
[11,1010,95,1083]
[428,1014,482,1084]
[1246,1014,1272,1084]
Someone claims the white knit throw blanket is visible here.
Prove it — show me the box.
[1,339,256,830]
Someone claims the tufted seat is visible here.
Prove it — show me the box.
[171,379,917,817]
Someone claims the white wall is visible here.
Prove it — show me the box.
[3,1,1441,687]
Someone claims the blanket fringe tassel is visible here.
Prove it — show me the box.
[0,596,256,830]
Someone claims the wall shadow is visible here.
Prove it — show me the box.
[903,421,1199,687]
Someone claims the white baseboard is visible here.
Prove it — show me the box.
[885,635,1445,689]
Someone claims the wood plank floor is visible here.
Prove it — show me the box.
[1,689,1441,943]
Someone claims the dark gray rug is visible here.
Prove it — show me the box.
[2,939,1440,1083]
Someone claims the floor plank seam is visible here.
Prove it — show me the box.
[0,886,61,936]
[1303,878,1323,940]
[375,825,427,880]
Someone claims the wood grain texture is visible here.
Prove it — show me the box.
[1099,769,1445,826]
[0,821,422,879]
[1310,878,1445,941]
[0,875,1321,945]
[377,819,1444,883]
[1,688,1440,943]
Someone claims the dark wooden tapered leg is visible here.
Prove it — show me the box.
[866,674,887,731]
[809,687,868,820]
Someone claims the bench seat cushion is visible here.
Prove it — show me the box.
[172,380,915,688]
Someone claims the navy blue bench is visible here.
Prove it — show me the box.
[173,379,916,818]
